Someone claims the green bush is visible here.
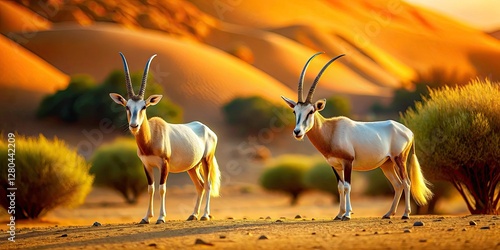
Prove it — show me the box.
[303,161,338,201]
[223,96,293,134]
[36,75,96,122]
[362,169,394,197]
[38,70,183,126]
[402,78,500,214]
[259,155,313,205]
[0,134,93,219]
[90,137,146,204]
[321,96,351,117]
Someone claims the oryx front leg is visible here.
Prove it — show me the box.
[342,160,353,221]
[140,165,155,224]
[186,167,204,221]
[331,167,345,221]
[156,160,169,224]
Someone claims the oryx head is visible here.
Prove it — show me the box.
[281,52,345,140]
[109,52,162,135]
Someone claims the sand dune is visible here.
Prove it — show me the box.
[0,1,51,34]
[190,0,500,83]
[0,34,68,93]
[204,24,391,98]
[17,24,296,121]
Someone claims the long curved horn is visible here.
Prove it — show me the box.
[298,52,324,103]
[119,52,134,99]
[306,54,345,103]
[138,54,157,99]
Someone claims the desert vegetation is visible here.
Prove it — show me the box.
[223,96,293,134]
[402,78,500,214]
[260,155,314,205]
[90,137,147,204]
[0,134,93,219]
[37,70,183,125]
[320,96,352,118]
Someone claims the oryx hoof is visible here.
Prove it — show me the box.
[187,215,198,221]
[334,216,342,221]
[382,215,391,219]
[139,219,149,224]
[200,216,210,221]
[401,215,410,220]
[156,219,165,224]
[341,216,351,221]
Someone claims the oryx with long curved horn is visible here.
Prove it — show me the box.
[110,52,221,224]
[281,52,433,220]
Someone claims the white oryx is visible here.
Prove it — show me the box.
[281,52,433,220]
[110,52,221,224]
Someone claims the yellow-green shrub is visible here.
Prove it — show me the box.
[402,78,500,214]
[303,161,338,201]
[90,138,146,204]
[260,155,313,205]
[0,134,93,219]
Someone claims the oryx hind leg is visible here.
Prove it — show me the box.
[200,157,212,221]
[395,152,411,219]
[186,165,204,221]
[380,159,403,219]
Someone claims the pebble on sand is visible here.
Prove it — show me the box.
[195,238,214,246]
[258,235,269,240]
[480,226,491,230]
[413,221,425,227]
[469,221,478,226]
[93,222,102,227]
[60,234,68,237]
[295,215,302,219]
[404,229,412,233]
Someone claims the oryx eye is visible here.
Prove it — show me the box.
[125,106,130,111]
[292,111,296,114]
[141,106,146,110]
[308,111,313,115]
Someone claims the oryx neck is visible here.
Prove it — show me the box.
[135,115,153,156]
[306,113,332,156]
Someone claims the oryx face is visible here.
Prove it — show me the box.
[109,94,163,135]
[281,96,326,140]
[125,98,147,134]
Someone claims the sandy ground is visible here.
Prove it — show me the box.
[2,187,496,249]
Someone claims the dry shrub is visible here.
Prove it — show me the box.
[90,137,147,204]
[0,134,93,219]
[402,78,500,214]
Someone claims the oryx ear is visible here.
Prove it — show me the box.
[281,96,297,109]
[145,94,163,107]
[109,93,127,106]
[315,99,326,112]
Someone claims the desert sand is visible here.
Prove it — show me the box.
[0,188,496,250]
